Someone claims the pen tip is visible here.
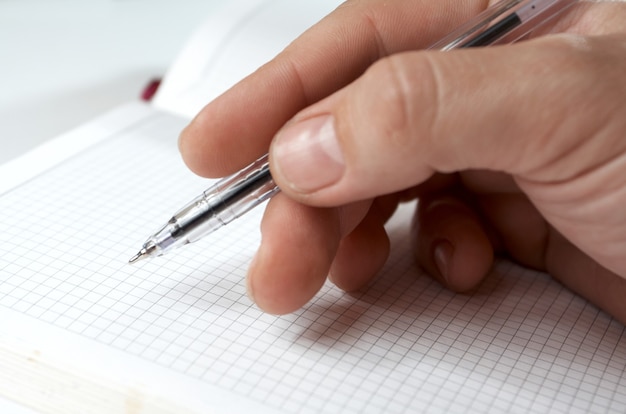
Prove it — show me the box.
[128,249,147,264]
[128,242,157,264]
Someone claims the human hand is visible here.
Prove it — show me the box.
[179,0,626,322]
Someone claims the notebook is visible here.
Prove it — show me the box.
[1,0,626,413]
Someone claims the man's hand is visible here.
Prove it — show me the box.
[179,0,626,323]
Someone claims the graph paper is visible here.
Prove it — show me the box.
[1,108,626,413]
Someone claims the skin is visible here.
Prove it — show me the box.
[179,0,626,323]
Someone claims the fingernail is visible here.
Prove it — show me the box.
[433,240,454,284]
[272,115,344,193]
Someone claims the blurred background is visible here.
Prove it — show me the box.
[0,0,220,165]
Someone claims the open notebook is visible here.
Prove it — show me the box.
[1,0,626,413]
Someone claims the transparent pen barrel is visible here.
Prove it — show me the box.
[429,0,525,50]
[428,0,576,51]
[171,154,278,245]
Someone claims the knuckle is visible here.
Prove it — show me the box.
[364,53,442,154]
[525,34,626,180]
[544,34,626,93]
[547,34,626,126]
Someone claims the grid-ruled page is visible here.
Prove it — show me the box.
[1,110,626,414]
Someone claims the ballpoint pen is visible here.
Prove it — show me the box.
[129,0,577,263]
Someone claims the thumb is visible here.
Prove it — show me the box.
[269,33,626,205]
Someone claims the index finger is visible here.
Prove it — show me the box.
[179,0,490,177]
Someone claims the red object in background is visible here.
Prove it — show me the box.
[141,78,161,101]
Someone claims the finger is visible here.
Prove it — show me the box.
[179,0,492,177]
[459,170,520,195]
[546,229,626,326]
[476,192,549,270]
[247,194,372,314]
[413,194,494,292]
[329,194,398,292]
[459,169,552,269]
[269,32,626,204]
[247,195,340,314]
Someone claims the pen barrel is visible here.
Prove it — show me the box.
[429,0,525,50]
[429,0,577,51]
[203,154,279,227]
[140,0,580,260]
[171,154,278,244]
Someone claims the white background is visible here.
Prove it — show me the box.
[0,0,221,165]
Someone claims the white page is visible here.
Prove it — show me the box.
[1,105,626,413]
[152,0,344,119]
[0,106,283,413]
